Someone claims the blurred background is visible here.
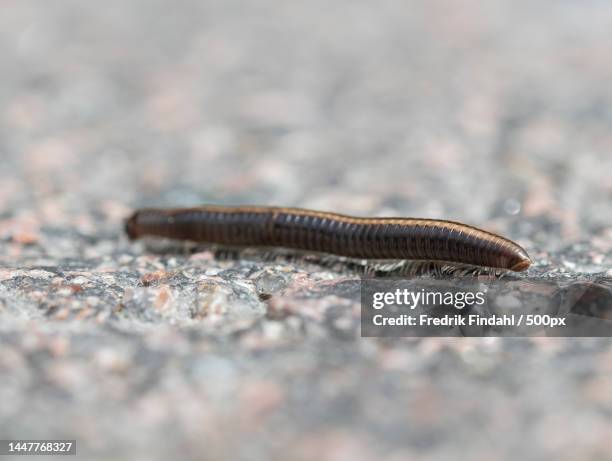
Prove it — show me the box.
[1,1,612,460]
[2,0,612,255]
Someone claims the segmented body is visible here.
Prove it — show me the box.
[125,206,531,272]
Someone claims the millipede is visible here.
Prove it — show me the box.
[124,205,532,273]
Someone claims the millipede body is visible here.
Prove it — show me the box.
[125,205,532,272]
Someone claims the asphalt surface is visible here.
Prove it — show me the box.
[1,1,612,460]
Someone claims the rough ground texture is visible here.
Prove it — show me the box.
[1,1,612,460]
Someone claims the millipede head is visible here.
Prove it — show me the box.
[508,249,532,272]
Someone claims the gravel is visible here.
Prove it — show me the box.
[1,1,611,460]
